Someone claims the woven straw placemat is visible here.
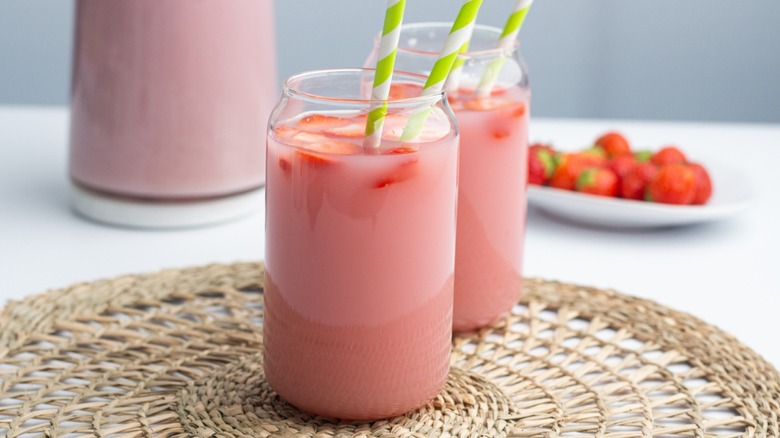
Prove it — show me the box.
[0,262,778,437]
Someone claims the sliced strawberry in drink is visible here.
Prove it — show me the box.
[381,113,450,143]
[301,141,362,155]
[295,151,332,167]
[273,124,332,144]
[296,140,362,166]
[462,98,492,111]
[375,161,418,188]
[463,97,519,112]
[337,113,416,142]
[278,155,291,172]
[388,83,423,100]
[375,177,395,188]
[297,113,352,131]
[324,123,366,139]
[460,99,526,141]
[293,131,332,144]
[493,129,511,140]
[491,86,508,97]
[376,113,408,140]
[273,124,299,140]
[383,146,418,155]
[321,114,369,139]
[375,154,419,189]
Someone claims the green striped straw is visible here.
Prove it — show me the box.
[476,0,533,98]
[400,0,484,142]
[364,0,407,148]
[443,36,473,94]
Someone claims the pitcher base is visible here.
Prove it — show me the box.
[70,183,262,229]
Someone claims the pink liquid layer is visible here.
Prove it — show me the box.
[450,88,530,332]
[264,113,458,420]
[69,0,277,199]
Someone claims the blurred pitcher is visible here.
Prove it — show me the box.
[69,0,277,227]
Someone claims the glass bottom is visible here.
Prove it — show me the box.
[70,182,262,229]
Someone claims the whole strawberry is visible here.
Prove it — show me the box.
[576,168,618,197]
[582,146,608,163]
[606,155,638,182]
[647,164,696,205]
[595,131,631,158]
[688,162,713,205]
[651,146,687,166]
[550,152,605,191]
[634,150,653,163]
[529,143,556,156]
[621,162,657,200]
[528,143,557,185]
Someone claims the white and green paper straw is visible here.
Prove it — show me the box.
[476,0,533,98]
[364,0,406,148]
[400,0,483,142]
[443,34,473,94]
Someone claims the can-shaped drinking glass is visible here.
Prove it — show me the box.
[367,23,530,332]
[263,68,459,420]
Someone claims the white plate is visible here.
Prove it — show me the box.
[527,161,754,228]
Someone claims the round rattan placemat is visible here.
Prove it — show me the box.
[0,262,778,437]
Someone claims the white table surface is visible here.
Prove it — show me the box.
[1,105,779,368]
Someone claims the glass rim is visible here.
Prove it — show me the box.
[386,22,519,59]
[282,68,446,107]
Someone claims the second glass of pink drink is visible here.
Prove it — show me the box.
[368,23,530,332]
[263,69,459,420]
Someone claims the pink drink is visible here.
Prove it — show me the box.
[264,71,458,420]
[450,88,530,332]
[369,23,531,332]
[69,0,277,199]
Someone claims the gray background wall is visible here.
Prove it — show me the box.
[1,0,779,123]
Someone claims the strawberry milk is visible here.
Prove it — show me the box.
[450,87,530,332]
[69,0,277,199]
[263,70,459,420]
[370,23,531,332]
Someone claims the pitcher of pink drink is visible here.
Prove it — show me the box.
[69,0,277,228]
[367,23,531,332]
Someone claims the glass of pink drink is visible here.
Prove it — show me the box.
[69,0,277,227]
[368,23,530,332]
[264,69,459,420]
